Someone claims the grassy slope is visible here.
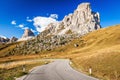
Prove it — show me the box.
[0,25,120,80]
[0,41,23,57]
[45,25,120,80]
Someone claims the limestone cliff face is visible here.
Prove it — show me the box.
[22,29,35,38]
[46,3,101,36]
[9,37,18,43]
[18,29,35,41]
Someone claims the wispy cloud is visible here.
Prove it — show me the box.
[17,24,28,30]
[18,24,36,33]
[26,17,33,22]
[18,24,24,28]
[50,14,58,19]
[11,20,16,25]
[21,27,29,30]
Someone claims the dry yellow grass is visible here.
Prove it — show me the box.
[0,41,23,57]
[0,25,120,80]
[0,61,50,80]
[0,55,40,63]
[46,25,120,80]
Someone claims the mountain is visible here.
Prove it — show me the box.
[0,2,101,55]
[0,25,120,80]
[0,35,7,39]
[0,2,119,80]
[0,35,9,43]
[18,29,35,41]
[0,29,35,42]
[0,35,18,43]
[22,29,35,38]
[45,3,101,36]
[9,36,18,43]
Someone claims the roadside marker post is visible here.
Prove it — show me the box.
[89,68,92,75]
[22,65,26,72]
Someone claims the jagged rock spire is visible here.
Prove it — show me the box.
[22,29,35,38]
[45,2,101,36]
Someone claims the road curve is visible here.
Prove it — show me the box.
[18,60,98,80]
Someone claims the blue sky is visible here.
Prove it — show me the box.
[0,0,120,38]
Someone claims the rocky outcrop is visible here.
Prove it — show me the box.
[18,29,35,41]
[0,36,9,43]
[8,34,80,55]
[0,35,18,43]
[22,29,35,38]
[9,37,18,43]
[46,3,101,36]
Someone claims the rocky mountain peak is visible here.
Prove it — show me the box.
[22,29,35,38]
[9,36,18,43]
[18,29,35,41]
[0,35,18,43]
[0,35,9,43]
[45,2,101,36]
[77,3,91,11]
[0,35,7,39]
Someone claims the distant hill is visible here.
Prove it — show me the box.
[0,35,18,43]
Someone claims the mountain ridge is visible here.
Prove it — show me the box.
[0,2,101,56]
[0,2,120,80]
[45,3,101,36]
[0,35,18,43]
[0,24,120,80]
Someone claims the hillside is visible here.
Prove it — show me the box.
[0,25,120,80]
[0,2,119,80]
[0,2,101,57]
[0,42,23,58]
[46,25,120,80]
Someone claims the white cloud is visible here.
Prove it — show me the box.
[27,19,33,22]
[11,20,16,25]
[30,29,37,33]
[18,24,24,28]
[50,14,58,19]
[17,24,29,30]
[26,17,33,22]
[27,17,29,19]
[21,27,29,30]
[33,16,58,32]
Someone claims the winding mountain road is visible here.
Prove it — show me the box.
[18,60,98,80]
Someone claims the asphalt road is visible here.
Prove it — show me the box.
[18,60,98,80]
